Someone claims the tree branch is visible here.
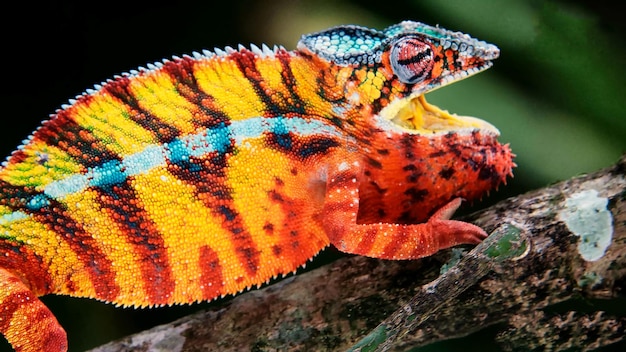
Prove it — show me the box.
[89,156,626,352]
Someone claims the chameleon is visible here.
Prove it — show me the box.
[0,21,513,351]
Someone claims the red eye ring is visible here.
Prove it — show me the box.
[390,37,434,84]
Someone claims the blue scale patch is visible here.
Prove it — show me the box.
[122,145,167,176]
[89,160,127,188]
[298,25,385,66]
[267,116,292,149]
[26,194,51,211]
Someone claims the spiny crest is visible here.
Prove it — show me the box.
[64,43,286,110]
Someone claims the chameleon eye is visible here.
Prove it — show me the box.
[390,37,434,84]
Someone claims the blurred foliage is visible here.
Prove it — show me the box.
[0,0,624,351]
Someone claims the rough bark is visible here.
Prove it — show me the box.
[89,156,626,352]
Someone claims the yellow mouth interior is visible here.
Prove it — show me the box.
[389,95,499,135]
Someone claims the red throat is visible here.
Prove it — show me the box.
[357,130,514,225]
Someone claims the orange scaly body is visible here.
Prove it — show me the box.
[0,21,513,351]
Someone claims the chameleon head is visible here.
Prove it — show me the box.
[298,20,501,136]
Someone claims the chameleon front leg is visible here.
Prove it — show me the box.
[0,269,67,352]
[321,160,487,260]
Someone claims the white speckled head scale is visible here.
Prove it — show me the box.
[297,25,386,66]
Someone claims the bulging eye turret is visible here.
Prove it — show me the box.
[389,37,434,84]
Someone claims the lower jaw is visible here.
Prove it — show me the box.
[387,94,500,137]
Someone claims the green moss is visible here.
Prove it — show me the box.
[578,271,603,288]
[345,324,388,352]
[484,224,527,261]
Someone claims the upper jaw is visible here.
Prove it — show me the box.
[423,60,495,96]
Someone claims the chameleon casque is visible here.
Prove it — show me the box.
[0,21,513,351]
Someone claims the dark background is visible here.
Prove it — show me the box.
[1,0,624,351]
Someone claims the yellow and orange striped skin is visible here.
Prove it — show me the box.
[0,22,513,351]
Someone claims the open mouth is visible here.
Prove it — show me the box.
[387,94,500,136]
